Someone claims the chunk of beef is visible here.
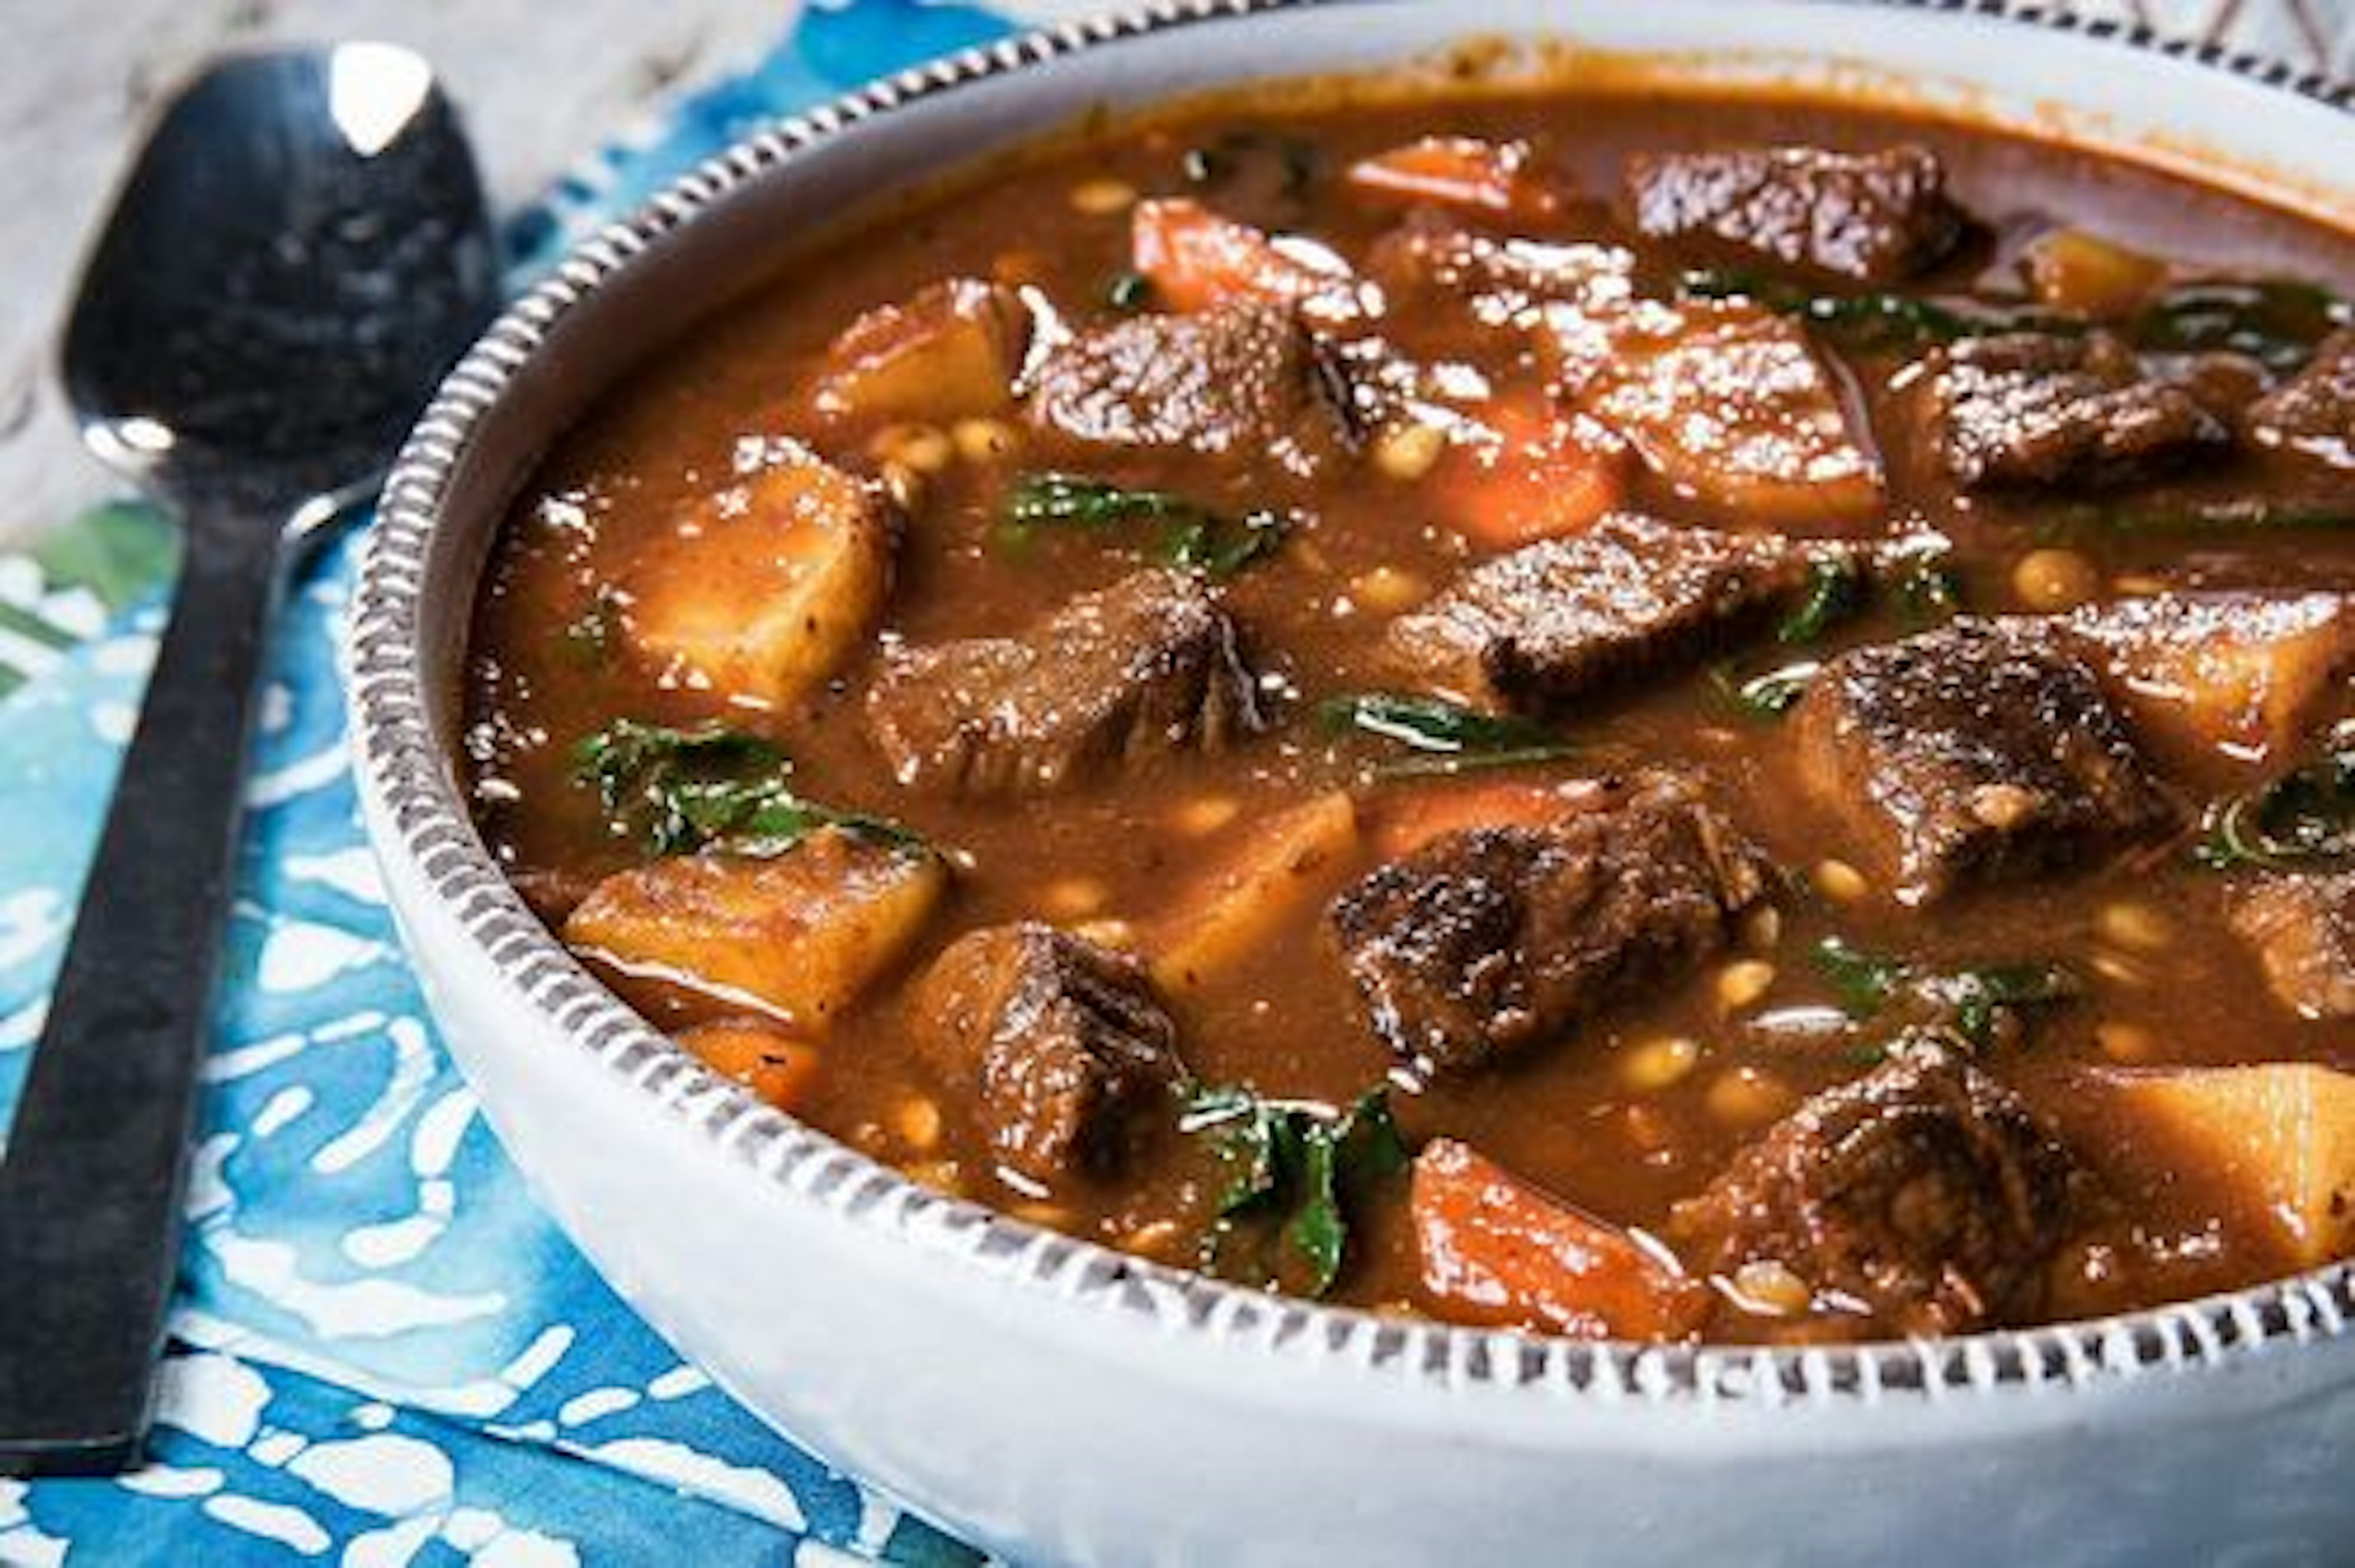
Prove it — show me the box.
[2229,872,2355,1020]
[1328,771,1772,1077]
[913,924,1183,1184]
[1385,513,1828,714]
[1370,215,1636,334]
[1793,620,2177,903]
[1670,1036,2086,1336]
[2248,329,2355,473]
[1577,304,1885,524]
[1920,332,2229,490]
[1625,144,1967,285]
[865,568,1262,795]
[1025,300,1354,477]
[1375,223,1882,524]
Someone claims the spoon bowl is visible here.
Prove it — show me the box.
[0,42,494,1475]
[63,42,496,530]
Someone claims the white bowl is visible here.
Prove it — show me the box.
[349,6,2355,1564]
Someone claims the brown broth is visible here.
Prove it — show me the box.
[464,87,2355,1342]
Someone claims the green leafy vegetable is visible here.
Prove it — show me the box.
[572,719,921,860]
[1894,555,1966,624]
[1317,691,1579,776]
[1000,473,1287,578]
[1003,471,1201,531]
[1182,1084,1409,1295]
[1105,270,1156,313]
[1921,964,2083,1049]
[2129,280,2348,372]
[1680,269,2080,351]
[2195,751,2355,871]
[1777,558,1867,645]
[1164,508,1289,578]
[1708,660,1820,721]
[1810,938,2081,1049]
[1812,936,1906,1018]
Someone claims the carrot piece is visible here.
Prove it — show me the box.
[1427,394,1629,549]
[1371,776,1602,859]
[1411,1139,1709,1340]
[1345,136,1564,223]
[1130,197,1355,315]
[676,1019,823,1112]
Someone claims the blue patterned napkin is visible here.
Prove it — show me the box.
[1,2,2345,1562]
[0,4,1032,1562]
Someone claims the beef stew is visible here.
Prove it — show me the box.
[463,86,2354,1345]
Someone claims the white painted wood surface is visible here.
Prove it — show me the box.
[0,0,800,547]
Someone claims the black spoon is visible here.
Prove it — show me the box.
[0,43,496,1475]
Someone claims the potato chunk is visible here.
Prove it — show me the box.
[1150,792,1359,995]
[626,441,897,709]
[2020,229,2165,319]
[1577,304,1883,526]
[2104,1065,2355,1266]
[811,277,1029,424]
[2064,592,2353,770]
[565,830,948,1030]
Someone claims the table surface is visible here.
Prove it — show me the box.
[0,0,797,553]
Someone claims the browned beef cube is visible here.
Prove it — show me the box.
[1793,620,2177,903]
[1625,144,1966,285]
[1025,301,1354,477]
[2248,329,2355,473]
[1920,332,2229,490]
[1369,213,1636,327]
[1385,513,1828,715]
[865,568,1263,795]
[1328,771,1771,1077]
[913,923,1183,1184]
[1670,1036,2085,1336]
[2229,872,2355,1020]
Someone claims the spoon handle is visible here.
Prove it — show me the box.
[0,520,286,1475]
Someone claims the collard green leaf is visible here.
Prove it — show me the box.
[1317,691,1577,776]
[1105,270,1156,313]
[2130,280,2348,371]
[1777,558,1867,645]
[572,719,922,860]
[1182,1084,1409,1296]
[1893,556,1966,624]
[1680,269,2081,351]
[2195,751,2355,872]
[1810,937,2078,1049]
[1000,473,1287,579]
[1164,507,1289,578]
[1708,660,1819,722]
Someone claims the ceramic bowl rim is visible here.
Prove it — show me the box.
[348,0,2355,1413]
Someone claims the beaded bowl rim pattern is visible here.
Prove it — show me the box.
[348,0,2355,1411]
